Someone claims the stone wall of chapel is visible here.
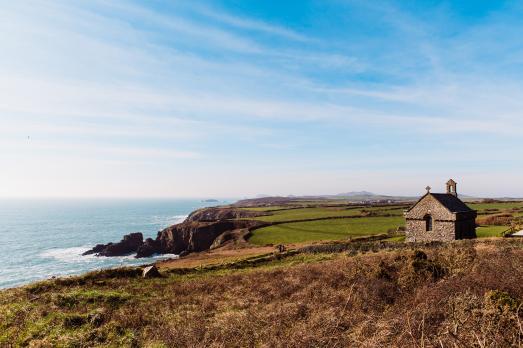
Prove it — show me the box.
[405,219,455,242]
[405,195,455,221]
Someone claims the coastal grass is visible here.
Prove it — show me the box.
[249,216,405,245]
[2,239,523,347]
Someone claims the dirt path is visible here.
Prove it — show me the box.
[156,246,276,269]
[156,241,323,270]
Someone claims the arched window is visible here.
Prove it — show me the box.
[424,215,433,231]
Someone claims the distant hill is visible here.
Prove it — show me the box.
[335,191,376,197]
[239,191,522,206]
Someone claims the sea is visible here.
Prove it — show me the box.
[0,199,231,289]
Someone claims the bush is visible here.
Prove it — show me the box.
[485,290,521,312]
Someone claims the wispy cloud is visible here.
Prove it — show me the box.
[1,0,523,197]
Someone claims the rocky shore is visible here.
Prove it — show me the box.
[82,207,268,258]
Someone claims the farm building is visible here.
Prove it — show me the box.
[404,179,477,242]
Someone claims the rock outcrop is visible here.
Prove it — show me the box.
[142,265,161,278]
[135,238,160,258]
[84,207,269,259]
[135,219,264,257]
[83,233,143,257]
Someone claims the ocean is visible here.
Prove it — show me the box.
[0,199,230,289]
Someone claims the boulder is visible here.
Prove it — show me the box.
[142,265,161,278]
[82,244,106,256]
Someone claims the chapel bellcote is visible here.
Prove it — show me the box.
[446,179,457,197]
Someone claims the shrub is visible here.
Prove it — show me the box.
[485,290,521,312]
[62,314,87,329]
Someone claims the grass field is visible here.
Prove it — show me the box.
[476,225,510,237]
[245,200,521,245]
[249,206,405,223]
[239,205,299,212]
[468,201,523,213]
[252,207,363,222]
[249,216,405,245]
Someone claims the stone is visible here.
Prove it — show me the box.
[275,244,286,253]
[142,265,161,278]
[82,244,106,256]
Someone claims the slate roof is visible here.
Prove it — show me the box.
[430,193,474,213]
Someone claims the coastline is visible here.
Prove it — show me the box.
[0,199,231,289]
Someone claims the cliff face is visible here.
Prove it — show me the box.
[143,219,262,256]
[84,207,267,258]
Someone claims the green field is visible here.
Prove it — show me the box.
[242,200,522,245]
[468,201,523,213]
[253,207,362,222]
[240,205,300,212]
[249,216,405,245]
[476,225,509,238]
[249,206,404,223]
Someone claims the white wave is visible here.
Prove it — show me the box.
[40,246,179,263]
[150,214,187,227]
[39,246,94,263]
[151,253,179,260]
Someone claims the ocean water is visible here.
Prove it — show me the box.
[0,199,230,289]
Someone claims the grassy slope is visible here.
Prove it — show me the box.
[2,240,523,347]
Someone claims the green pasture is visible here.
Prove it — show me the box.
[249,216,405,245]
[240,206,296,212]
[250,206,405,223]
[468,201,523,213]
[476,225,510,238]
[244,201,522,245]
[253,207,362,222]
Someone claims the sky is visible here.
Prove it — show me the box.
[1,0,523,198]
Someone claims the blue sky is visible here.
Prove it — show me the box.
[1,0,523,198]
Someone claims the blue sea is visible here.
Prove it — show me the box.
[0,199,230,289]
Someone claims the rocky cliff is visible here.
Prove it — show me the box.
[83,207,267,258]
[82,232,143,257]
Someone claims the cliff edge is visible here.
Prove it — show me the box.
[83,207,267,258]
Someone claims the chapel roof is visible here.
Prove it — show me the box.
[428,193,474,213]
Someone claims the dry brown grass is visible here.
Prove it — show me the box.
[477,213,514,226]
[2,240,523,347]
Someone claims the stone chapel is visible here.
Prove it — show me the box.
[404,179,477,242]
